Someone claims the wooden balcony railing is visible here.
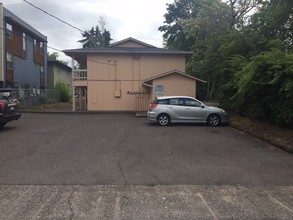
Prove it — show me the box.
[73,70,87,80]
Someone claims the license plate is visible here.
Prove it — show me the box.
[10,106,15,111]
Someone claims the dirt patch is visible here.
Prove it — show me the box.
[24,102,72,112]
[40,102,72,110]
[229,112,293,153]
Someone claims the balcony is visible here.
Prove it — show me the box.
[73,69,87,80]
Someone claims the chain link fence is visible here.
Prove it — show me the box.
[10,89,61,109]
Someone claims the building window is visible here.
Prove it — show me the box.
[40,42,44,55]
[23,33,26,50]
[34,39,37,51]
[155,85,164,95]
[40,65,44,79]
[7,53,13,70]
[6,23,13,39]
[23,33,26,57]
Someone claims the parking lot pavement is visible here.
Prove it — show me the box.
[0,113,292,186]
[0,113,292,219]
[0,185,292,219]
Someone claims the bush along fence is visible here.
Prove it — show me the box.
[10,88,61,109]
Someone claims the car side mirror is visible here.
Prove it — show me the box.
[201,104,205,108]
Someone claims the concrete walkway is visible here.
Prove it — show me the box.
[1,185,292,219]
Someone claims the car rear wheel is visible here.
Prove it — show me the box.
[207,114,221,126]
[157,114,170,126]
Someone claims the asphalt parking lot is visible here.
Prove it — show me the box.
[0,113,292,185]
[0,113,292,219]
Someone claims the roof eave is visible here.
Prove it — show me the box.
[143,70,207,83]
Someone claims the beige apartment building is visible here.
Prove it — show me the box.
[63,37,205,112]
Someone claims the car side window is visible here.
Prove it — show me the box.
[185,98,201,107]
[170,98,184,106]
[157,99,170,105]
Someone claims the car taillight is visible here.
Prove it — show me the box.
[0,102,5,109]
[149,103,158,110]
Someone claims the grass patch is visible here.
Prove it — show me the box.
[27,105,42,111]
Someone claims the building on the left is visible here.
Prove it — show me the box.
[0,3,47,89]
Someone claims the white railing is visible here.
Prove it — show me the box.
[73,69,87,80]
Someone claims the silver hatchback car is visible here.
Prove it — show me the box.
[147,96,228,126]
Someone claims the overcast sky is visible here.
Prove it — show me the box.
[1,0,174,62]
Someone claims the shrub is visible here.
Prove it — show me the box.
[225,49,293,127]
[55,82,70,102]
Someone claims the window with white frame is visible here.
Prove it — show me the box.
[40,65,44,79]
[23,33,26,51]
[6,23,13,39]
[7,53,13,70]
[34,39,37,51]
[155,85,164,95]
[40,42,44,54]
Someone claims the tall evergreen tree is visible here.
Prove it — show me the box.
[78,18,112,48]
[78,25,112,48]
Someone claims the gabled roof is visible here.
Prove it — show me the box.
[63,47,193,55]
[63,37,193,59]
[143,70,207,83]
[110,37,156,48]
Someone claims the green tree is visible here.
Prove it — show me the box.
[248,0,293,53]
[48,52,68,65]
[159,0,259,99]
[160,0,293,126]
[187,29,249,99]
[159,0,203,50]
[227,0,263,29]
[229,47,293,126]
[159,0,261,50]
[78,17,112,48]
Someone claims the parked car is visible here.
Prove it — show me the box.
[0,89,21,127]
[147,96,228,126]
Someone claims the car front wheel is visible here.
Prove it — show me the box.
[157,114,170,126]
[207,114,221,126]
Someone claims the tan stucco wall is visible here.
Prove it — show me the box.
[87,80,142,111]
[86,53,191,111]
[87,54,185,81]
[152,74,196,98]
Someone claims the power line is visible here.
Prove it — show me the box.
[20,1,115,65]
[0,30,115,66]
[22,0,84,33]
